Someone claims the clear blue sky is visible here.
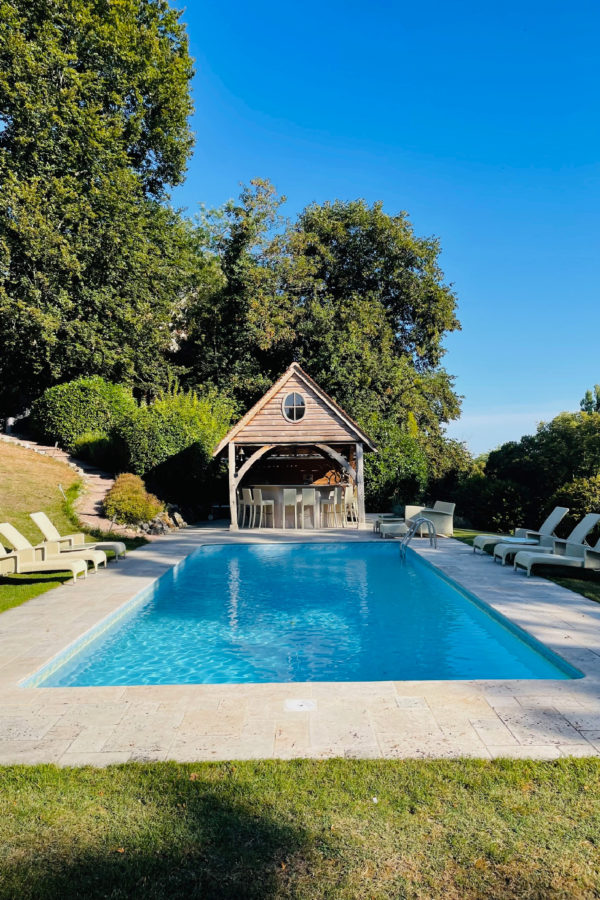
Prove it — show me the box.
[172,0,600,455]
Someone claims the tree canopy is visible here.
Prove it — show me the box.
[180,181,464,499]
[0,0,195,413]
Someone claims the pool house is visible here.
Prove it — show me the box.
[213,362,377,529]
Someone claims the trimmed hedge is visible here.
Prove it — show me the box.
[116,387,233,509]
[31,377,136,452]
[103,473,163,526]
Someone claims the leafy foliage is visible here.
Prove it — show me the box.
[0,0,196,413]
[103,473,163,526]
[550,475,600,535]
[117,385,234,509]
[181,181,464,508]
[30,376,135,452]
[456,410,600,532]
[363,419,428,510]
[581,385,600,413]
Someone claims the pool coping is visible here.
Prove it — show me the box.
[1,525,600,764]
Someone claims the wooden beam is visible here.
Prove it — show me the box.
[355,442,366,524]
[228,442,238,530]
[314,443,356,481]
[236,444,276,482]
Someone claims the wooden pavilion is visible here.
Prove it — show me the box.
[213,362,377,529]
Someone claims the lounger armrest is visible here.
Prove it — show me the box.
[60,533,86,547]
[585,548,600,570]
[34,541,62,560]
[515,528,542,539]
[12,548,35,569]
[0,552,18,575]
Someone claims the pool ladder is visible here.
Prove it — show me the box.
[399,516,437,560]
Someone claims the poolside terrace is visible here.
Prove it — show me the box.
[1,525,600,765]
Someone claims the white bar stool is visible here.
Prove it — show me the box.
[252,488,274,528]
[239,488,254,528]
[322,486,344,527]
[300,488,317,528]
[282,488,299,528]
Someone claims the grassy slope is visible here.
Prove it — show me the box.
[0,441,81,544]
[0,442,83,611]
[453,528,600,605]
[0,442,144,613]
[1,759,600,899]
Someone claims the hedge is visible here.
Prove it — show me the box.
[30,377,136,452]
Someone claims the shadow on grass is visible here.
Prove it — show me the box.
[1,766,318,900]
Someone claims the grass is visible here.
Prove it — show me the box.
[453,528,600,605]
[0,441,145,613]
[1,758,600,899]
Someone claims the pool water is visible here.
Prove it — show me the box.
[34,543,578,686]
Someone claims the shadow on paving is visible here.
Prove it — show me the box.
[0,771,318,900]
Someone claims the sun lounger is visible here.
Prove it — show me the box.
[473,506,569,554]
[513,514,600,576]
[494,512,600,566]
[30,512,126,561]
[0,544,87,582]
[0,522,107,572]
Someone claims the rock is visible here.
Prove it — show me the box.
[173,512,186,528]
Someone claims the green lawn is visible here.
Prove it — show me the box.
[0,441,145,614]
[1,759,599,899]
[453,528,600,605]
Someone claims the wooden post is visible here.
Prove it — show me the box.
[228,442,238,530]
[355,442,366,525]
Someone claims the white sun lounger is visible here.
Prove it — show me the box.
[473,506,569,554]
[513,514,600,576]
[0,543,87,582]
[0,522,107,572]
[30,512,126,561]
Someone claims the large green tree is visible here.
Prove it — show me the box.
[0,0,195,414]
[182,182,465,503]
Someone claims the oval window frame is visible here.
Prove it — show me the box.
[281,392,306,423]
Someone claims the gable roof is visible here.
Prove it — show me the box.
[213,362,377,456]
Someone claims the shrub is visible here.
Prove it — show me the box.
[71,431,127,470]
[103,474,163,526]
[31,377,136,452]
[456,475,526,532]
[117,386,234,509]
[363,420,428,511]
[550,475,600,538]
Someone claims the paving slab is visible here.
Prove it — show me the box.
[1,526,600,763]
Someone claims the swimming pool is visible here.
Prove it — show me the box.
[28,543,580,686]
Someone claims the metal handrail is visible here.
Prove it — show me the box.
[399,516,437,559]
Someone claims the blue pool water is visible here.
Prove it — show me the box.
[33,543,578,686]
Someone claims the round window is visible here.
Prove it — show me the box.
[282,392,306,422]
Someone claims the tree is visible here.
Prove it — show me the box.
[581,385,600,413]
[182,184,463,496]
[0,0,195,414]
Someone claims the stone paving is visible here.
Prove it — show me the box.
[1,525,600,765]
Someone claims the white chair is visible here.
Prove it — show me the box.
[405,501,455,537]
[344,485,358,525]
[300,488,317,528]
[282,489,299,528]
[251,489,274,528]
[322,486,344,527]
[239,488,254,528]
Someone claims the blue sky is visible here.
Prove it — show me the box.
[173,0,600,454]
